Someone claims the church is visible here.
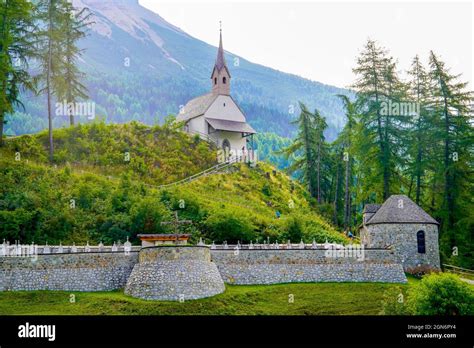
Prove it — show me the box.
[359,195,440,272]
[176,29,256,154]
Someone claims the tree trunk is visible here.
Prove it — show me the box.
[317,140,321,204]
[344,154,350,228]
[333,156,340,225]
[408,174,414,198]
[0,111,4,147]
[0,2,7,146]
[415,142,422,205]
[443,93,454,238]
[47,0,54,162]
[68,90,74,126]
[383,113,390,200]
[303,113,315,198]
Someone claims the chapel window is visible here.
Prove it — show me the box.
[417,230,426,254]
[223,77,227,84]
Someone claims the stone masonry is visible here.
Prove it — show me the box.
[0,245,409,301]
[125,246,225,300]
[0,252,138,291]
[211,249,407,284]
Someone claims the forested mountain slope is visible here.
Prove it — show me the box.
[7,0,351,140]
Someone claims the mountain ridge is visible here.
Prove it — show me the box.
[11,0,352,141]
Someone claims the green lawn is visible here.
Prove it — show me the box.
[0,278,418,315]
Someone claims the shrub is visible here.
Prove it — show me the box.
[204,210,256,243]
[261,183,272,196]
[406,265,438,278]
[380,287,409,315]
[281,216,303,242]
[407,273,474,315]
[129,197,170,235]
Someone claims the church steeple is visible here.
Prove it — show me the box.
[211,23,231,95]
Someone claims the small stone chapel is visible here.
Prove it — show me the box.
[360,194,441,272]
[176,28,256,154]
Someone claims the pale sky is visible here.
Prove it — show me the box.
[139,0,473,89]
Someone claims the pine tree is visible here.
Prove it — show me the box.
[352,39,407,200]
[281,102,319,199]
[427,51,473,248]
[0,0,35,146]
[337,95,357,228]
[56,1,91,126]
[34,0,70,161]
[406,55,432,205]
[313,109,328,203]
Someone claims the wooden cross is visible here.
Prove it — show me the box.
[160,211,192,235]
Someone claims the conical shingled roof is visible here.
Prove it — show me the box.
[363,204,381,213]
[211,30,231,78]
[365,195,439,225]
[215,30,226,71]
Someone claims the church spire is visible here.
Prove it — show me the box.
[214,22,227,72]
[211,22,231,95]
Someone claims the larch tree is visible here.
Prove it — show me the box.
[56,1,91,126]
[352,39,406,201]
[313,108,328,204]
[34,0,69,161]
[281,102,319,199]
[427,51,473,248]
[0,0,35,146]
[337,95,357,228]
[406,55,432,205]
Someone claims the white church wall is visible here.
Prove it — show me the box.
[205,96,246,122]
[187,116,207,136]
[216,130,247,151]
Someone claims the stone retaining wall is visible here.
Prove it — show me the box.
[124,247,225,300]
[0,252,138,291]
[0,247,408,298]
[210,249,407,284]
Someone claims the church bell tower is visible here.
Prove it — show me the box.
[211,24,231,95]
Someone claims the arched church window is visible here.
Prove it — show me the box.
[417,230,426,254]
[223,77,227,84]
[222,139,230,151]
[214,77,217,85]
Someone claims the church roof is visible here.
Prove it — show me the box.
[211,29,231,78]
[206,118,256,134]
[365,195,439,225]
[215,30,226,71]
[176,93,218,122]
[364,204,381,213]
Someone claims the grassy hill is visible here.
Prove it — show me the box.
[0,279,417,315]
[0,122,347,245]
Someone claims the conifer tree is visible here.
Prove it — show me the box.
[313,109,328,204]
[0,0,35,146]
[34,0,72,161]
[427,51,473,247]
[281,102,319,199]
[406,55,431,205]
[352,39,407,200]
[337,95,356,228]
[56,1,91,126]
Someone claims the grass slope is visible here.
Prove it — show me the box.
[0,279,418,315]
[0,122,347,245]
